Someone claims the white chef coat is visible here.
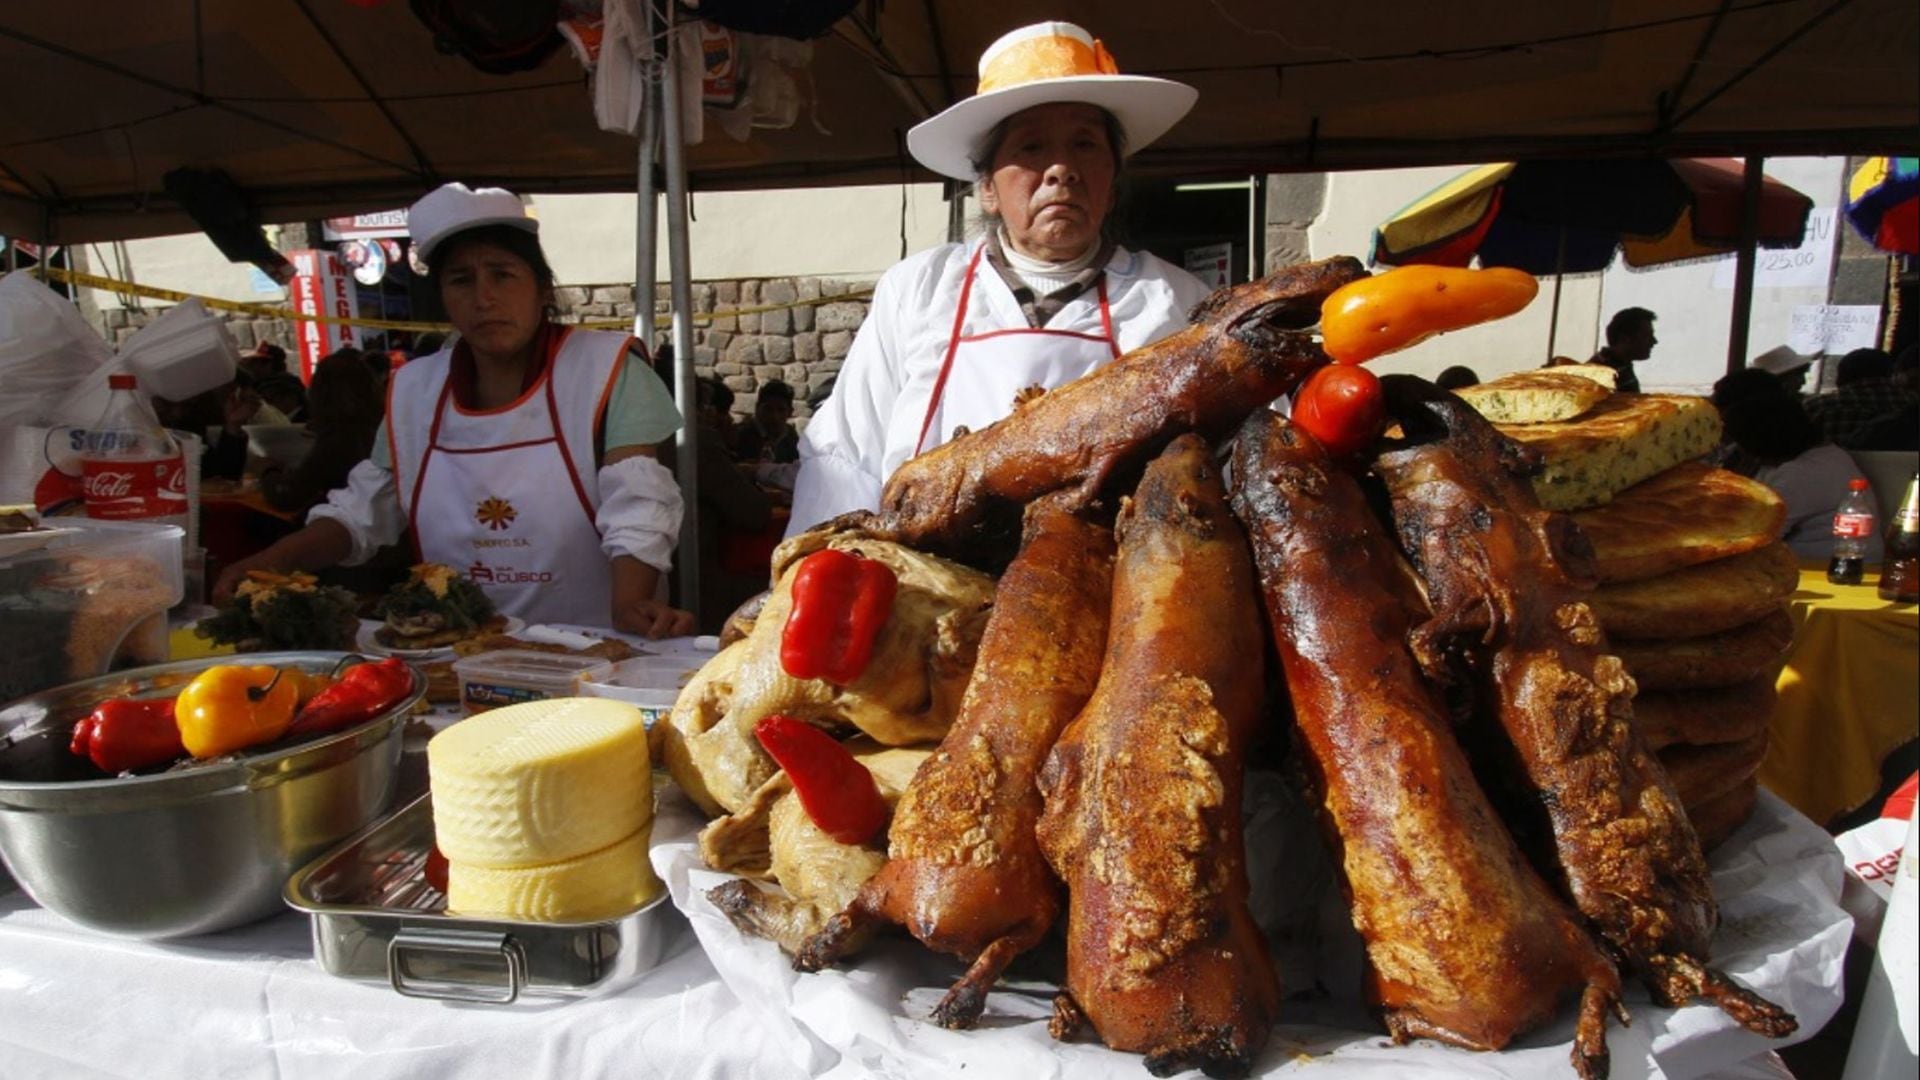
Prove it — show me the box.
[788,240,1209,534]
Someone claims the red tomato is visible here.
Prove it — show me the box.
[1293,364,1386,457]
[424,844,450,893]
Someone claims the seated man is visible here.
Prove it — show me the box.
[734,378,800,464]
[1805,348,1910,448]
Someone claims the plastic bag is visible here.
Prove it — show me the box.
[0,271,115,430]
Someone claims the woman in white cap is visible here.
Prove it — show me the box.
[786,20,1211,533]
[213,183,695,637]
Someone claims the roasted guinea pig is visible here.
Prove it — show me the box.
[656,515,995,817]
[1229,412,1621,1080]
[877,256,1367,563]
[796,495,1116,1029]
[1371,375,1795,1038]
[701,742,931,955]
[1035,434,1278,1079]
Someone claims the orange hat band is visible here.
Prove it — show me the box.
[977,35,1119,94]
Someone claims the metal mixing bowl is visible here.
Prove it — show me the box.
[0,652,424,938]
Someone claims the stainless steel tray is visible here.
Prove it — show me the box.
[284,792,680,1004]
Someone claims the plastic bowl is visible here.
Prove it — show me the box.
[0,652,424,938]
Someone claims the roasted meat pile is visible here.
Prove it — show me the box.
[673,258,1796,1078]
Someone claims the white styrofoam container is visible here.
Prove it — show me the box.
[121,300,238,402]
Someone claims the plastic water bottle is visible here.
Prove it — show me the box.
[80,374,188,529]
[1828,477,1876,585]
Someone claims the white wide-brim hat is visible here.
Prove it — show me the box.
[906,21,1197,181]
[408,182,538,263]
[1754,345,1813,374]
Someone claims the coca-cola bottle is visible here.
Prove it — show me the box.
[81,373,188,528]
[1828,477,1876,586]
[1880,471,1919,603]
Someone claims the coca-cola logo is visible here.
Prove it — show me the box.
[84,471,137,498]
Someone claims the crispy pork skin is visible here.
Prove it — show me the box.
[877,257,1367,562]
[1035,434,1278,1078]
[795,495,1115,1028]
[1372,376,1794,1038]
[1230,412,1621,1079]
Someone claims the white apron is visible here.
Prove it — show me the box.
[388,329,629,625]
[912,245,1120,457]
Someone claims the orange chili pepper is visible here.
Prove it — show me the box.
[173,664,300,759]
[1319,265,1539,364]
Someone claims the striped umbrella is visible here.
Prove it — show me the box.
[1845,156,1919,255]
[1372,158,1813,359]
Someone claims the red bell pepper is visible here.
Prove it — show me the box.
[779,549,898,685]
[753,715,888,845]
[69,697,184,774]
[285,657,415,741]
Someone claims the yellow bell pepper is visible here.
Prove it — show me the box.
[174,664,300,759]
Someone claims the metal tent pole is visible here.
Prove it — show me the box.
[634,35,660,342]
[1546,226,1567,361]
[659,3,702,626]
[1727,156,1764,376]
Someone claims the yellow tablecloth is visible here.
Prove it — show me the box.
[1761,565,1919,825]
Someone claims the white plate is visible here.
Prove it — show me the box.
[354,615,525,659]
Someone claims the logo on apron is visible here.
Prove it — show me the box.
[476,496,518,531]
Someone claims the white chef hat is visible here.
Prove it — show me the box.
[1753,345,1812,375]
[408,182,538,263]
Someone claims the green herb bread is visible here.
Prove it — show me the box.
[1497,393,1723,512]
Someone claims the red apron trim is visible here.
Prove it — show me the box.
[448,324,569,418]
[545,371,600,526]
[591,335,637,464]
[912,246,1117,457]
[1095,275,1120,358]
[427,437,563,455]
[404,376,457,562]
[956,326,1115,346]
[914,245,986,457]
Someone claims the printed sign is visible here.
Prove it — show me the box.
[1184,242,1234,290]
[320,210,409,242]
[1788,304,1881,356]
[289,250,361,383]
[1713,209,1837,289]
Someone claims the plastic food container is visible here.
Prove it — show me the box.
[582,655,709,726]
[0,518,184,701]
[451,650,614,715]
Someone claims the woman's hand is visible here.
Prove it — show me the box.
[613,598,696,640]
[610,555,696,639]
[211,552,276,605]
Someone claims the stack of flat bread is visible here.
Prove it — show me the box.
[1465,368,1795,852]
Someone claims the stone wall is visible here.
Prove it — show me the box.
[553,275,874,422]
[93,305,296,353]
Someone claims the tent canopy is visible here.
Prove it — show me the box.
[3,0,1917,244]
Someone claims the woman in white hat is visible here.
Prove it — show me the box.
[786,21,1211,533]
[214,183,695,637]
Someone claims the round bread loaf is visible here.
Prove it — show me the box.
[1589,542,1799,640]
[1687,777,1760,855]
[1613,608,1795,691]
[1631,677,1777,751]
[1572,463,1786,584]
[1658,729,1770,809]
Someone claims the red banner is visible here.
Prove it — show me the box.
[289,250,361,383]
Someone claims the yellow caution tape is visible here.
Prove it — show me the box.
[39,265,873,335]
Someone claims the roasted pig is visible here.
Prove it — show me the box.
[878,256,1368,561]
[1035,434,1278,1078]
[1371,376,1795,1038]
[795,495,1116,1028]
[1230,412,1621,1079]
